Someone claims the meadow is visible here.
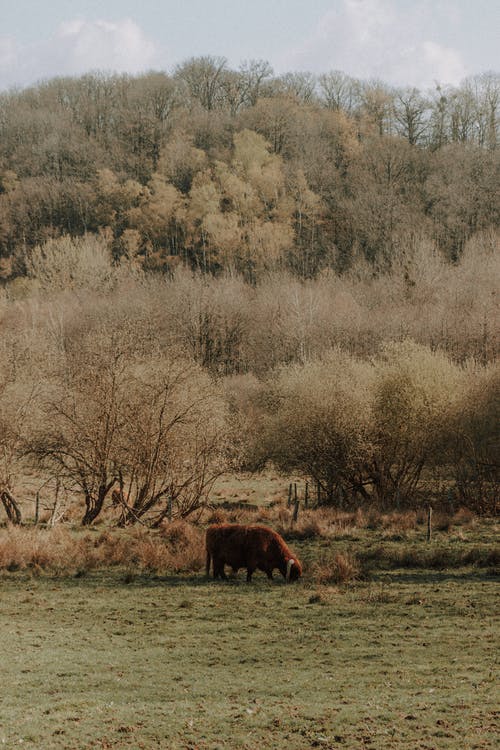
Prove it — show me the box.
[0,503,498,750]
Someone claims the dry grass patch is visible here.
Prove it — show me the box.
[0,521,205,575]
[310,551,363,586]
[0,525,91,573]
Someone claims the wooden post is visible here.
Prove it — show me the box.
[34,491,40,525]
[447,488,454,515]
[293,498,299,523]
[427,506,432,542]
[304,481,309,509]
[294,482,298,505]
[287,483,293,508]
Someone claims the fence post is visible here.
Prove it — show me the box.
[304,481,309,509]
[447,488,455,515]
[293,498,300,523]
[427,505,433,542]
[34,491,40,525]
[338,485,344,510]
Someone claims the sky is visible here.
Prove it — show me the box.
[0,0,498,92]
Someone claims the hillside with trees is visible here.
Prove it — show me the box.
[0,59,498,524]
[0,59,498,278]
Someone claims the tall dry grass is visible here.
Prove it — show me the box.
[310,551,363,585]
[0,521,205,575]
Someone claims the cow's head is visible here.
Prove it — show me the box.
[286,557,302,582]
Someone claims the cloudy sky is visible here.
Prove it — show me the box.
[1,0,498,91]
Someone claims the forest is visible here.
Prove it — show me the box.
[0,58,498,277]
[0,59,498,525]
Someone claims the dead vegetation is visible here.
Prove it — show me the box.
[0,520,205,576]
[0,505,495,579]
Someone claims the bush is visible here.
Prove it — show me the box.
[254,348,374,505]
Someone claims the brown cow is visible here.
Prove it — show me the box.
[205,523,302,582]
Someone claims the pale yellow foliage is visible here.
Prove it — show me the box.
[188,171,221,222]
[214,162,260,218]
[158,133,207,184]
[233,129,272,172]
[247,220,293,265]
[202,211,242,265]
[26,234,116,291]
[127,174,184,239]
[374,340,467,455]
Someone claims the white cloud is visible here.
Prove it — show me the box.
[421,41,465,86]
[280,0,467,89]
[0,18,164,90]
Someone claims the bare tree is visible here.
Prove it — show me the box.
[238,59,273,106]
[318,71,361,114]
[394,88,431,145]
[33,343,128,525]
[113,358,229,525]
[175,56,229,111]
[274,72,318,103]
[0,380,38,524]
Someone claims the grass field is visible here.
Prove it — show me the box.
[1,515,498,750]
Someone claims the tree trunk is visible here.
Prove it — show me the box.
[82,483,112,525]
[0,489,22,525]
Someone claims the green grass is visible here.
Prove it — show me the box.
[1,557,498,749]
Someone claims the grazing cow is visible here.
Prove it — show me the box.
[205,523,302,582]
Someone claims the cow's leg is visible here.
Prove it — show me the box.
[206,550,211,577]
[246,567,255,582]
[257,563,273,580]
[213,556,227,580]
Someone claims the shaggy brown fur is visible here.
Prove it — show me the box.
[206,523,302,582]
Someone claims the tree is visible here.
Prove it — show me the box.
[274,72,317,103]
[0,379,36,524]
[114,357,228,524]
[26,234,117,292]
[175,56,229,111]
[33,342,128,525]
[450,361,499,514]
[241,96,301,155]
[318,71,361,114]
[393,88,430,145]
[126,173,185,263]
[238,59,273,106]
[369,341,465,507]
[343,135,428,264]
[32,330,230,525]
[254,350,374,505]
[359,81,395,136]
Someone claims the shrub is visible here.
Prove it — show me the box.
[255,349,374,505]
[369,341,466,508]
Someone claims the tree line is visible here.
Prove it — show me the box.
[0,60,498,279]
[0,234,497,524]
